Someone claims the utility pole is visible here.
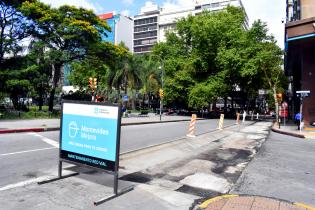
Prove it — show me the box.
[159,65,164,121]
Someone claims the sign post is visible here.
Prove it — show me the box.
[296,90,311,132]
[282,102,288,127]
[38,100,133,205]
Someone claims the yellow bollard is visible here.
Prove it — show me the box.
[218,114,224,130]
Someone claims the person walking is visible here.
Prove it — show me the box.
[295,112,301,130]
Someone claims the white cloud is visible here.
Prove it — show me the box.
[39,0,103,13]
[144,1,155,7]
[121,10,130,17]
[123,0,134,6]
[242,0,286,49]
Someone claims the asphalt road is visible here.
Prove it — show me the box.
[0,119,235,189]
[232,132,315,206]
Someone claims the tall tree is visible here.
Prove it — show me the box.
[153,6,247,109]
[0,0,31,64]
[19,1,110,111]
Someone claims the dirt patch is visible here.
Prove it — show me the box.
[176,185,221,198]
[119,172,153,183]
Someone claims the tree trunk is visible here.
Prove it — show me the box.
[48,64,61,112]
[131,91,136,110]
[10,95,19,110]
[38,83,43,111]
[273,85,279,126]
[224,97,227,114]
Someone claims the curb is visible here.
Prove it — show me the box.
[199,194,239,209]
[271,126,305,138]
[0,127,60,134]
[0,118,209,134]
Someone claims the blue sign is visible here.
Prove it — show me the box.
[122,95,129,102]
[60,101,120,171]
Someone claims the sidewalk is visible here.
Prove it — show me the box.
[272,121,315,139]
[0,114,193,134]
[199,194,313,210]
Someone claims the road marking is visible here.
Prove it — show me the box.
[28,132,59,148]
[0,147,56,157]
[0,176,53,192]
[199,194,239,209]
[294,202,315,210]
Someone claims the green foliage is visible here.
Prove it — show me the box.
[153,6,286,110]
[18,0,111,111]
[0,1,32,63]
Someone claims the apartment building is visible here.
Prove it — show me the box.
[99,12,133,51]
[285,0,315,127]
[133,0,248,54]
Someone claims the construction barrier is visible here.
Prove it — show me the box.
[242,111,246,122]
[187,114,197,137]
[236,113,240,125]
[218,114,224,130]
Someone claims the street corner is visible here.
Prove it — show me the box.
[271,123,306,139]
[196,194,315,210]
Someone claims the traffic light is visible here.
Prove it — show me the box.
[276,93,282,101]
[88,77,93,88]
[93,78,97,89]
[159,88,164,98]
[88,77,98,90]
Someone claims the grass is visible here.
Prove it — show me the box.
[0,109,60,120]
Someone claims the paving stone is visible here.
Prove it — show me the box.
[203,196,310,210]
[252,197,280,209]
[205,198,228,210]
[279,202,307,210]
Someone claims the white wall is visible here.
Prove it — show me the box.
[116,15,134,52]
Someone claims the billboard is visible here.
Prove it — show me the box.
[60,101,121,171]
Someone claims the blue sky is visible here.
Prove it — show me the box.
[39,0,286,48]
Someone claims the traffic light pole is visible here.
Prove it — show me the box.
[159,65,164,121]
[300,98,303,133]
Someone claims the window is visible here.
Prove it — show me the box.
[134,31,157,39]
[134,38,157,46]
[134,24,157,33]
[134,16,157,26]
[134,45,153,53]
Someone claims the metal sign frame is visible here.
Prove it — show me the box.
[59,100,121,172]
[38,100,133,205]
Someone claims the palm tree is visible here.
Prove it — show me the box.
[138,55,160,109]
[110,54,141,107]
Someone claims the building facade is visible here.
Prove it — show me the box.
[99,12,134,51]
[285,0,315,126]
[133,0,248,54]
[62,12,134,94]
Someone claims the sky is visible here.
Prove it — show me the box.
[39,0,286,49]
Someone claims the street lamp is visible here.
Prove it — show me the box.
[159,65,164,121]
